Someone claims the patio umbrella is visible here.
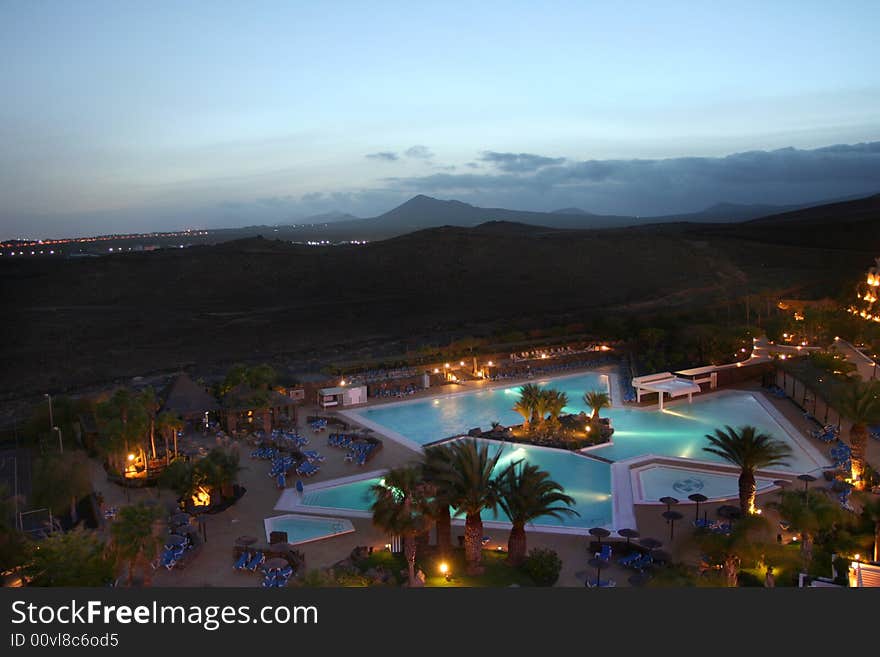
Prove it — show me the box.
[588,527,611,548]
[165,534,187,547]
[662,511,683,540]
[639,537,663,551]
[659,496,679,514]
[797,473,817,494]
[617,528,640,545]
[687,493,708,522]
[264,557,289,571]
[587,557,609,588]
[235,535,258,546]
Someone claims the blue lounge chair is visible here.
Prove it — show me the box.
[295,479,304,493]
[595,544,612,561]
[617,552,642,567]
[233,551,250,570]
[246,552,265,572]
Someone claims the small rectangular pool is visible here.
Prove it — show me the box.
[263,514,355,545]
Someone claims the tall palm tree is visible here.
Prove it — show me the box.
[370,466,434,586]
[771,490,842,566]
[423,444,455,556]
[836,382,880,489]
[583,390,610,422]
[437,439,504,574]
[157,411,184,462]
[496,461,577,565]
[110,503,165,586]
[703,425,792,514]
[139,387,160,461]
[694,515,773,587]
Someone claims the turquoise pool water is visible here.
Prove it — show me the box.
[353,379,819,474]
[355,372,608,446]
[637,466,777,501]
[264,514,354,545]
[309,375,825,531]
[301,439,613,529]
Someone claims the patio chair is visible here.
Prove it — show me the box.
[233,551,250,570]
[246,552,265,572]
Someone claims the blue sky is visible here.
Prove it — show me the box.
[1,1,879,237]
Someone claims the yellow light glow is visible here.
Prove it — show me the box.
[487,361,493,366]
[439,562,449,575]
[192,486,211,507]
[459,361,465,366]
[127,453,135,461]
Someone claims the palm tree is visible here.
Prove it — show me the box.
[513,398,533,432]
[437,439,504,574]
[139,387,160,461]
[110,503,165,586]
[836,382,880,489]
[496,462,577,565]
[694,514,774,587]
[423,444,455,556]
[370,466,434,586]
[157,411,184,462]
[583,390,610,422]
[514,384,543,431]
[541,389,569,430]
[703,425,792,514]
[32,451,93,525]
[771,490,842,566]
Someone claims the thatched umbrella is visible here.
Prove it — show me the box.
[687,493,708,522]
[617,528,640,545]
[588,526,611,548]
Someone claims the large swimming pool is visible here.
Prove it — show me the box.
[352,372,609,446]
[300,439,613,528]
[296,373,827,532]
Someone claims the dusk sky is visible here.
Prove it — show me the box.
[2,1,879,237]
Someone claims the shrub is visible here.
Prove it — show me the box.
[522,548,562,586]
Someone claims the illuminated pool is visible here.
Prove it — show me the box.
[636,464,777,502]
[349,371,609,446]
[293,378,827,532]
[298,440,613,530]
[263,514,355,545]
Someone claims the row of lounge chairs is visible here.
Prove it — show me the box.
[251,446,280,460]
[617,551,654,572]
[327,433,363,448]
[309,418,328,431]
[296,461,321,477]
[272,429,309,448]
[693,518,732,534]
[371,383,418,398]
[345,443,377,466]
[234,550,265,572]
[262,564,294,588]
[160,535,195,571]
[487,355,617,382]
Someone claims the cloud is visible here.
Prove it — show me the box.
[366,151,399,161]
[404,145,434,159]
[381,141,880,215]
[479,151,566,172]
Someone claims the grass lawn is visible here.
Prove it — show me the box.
[421,549,536,587]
